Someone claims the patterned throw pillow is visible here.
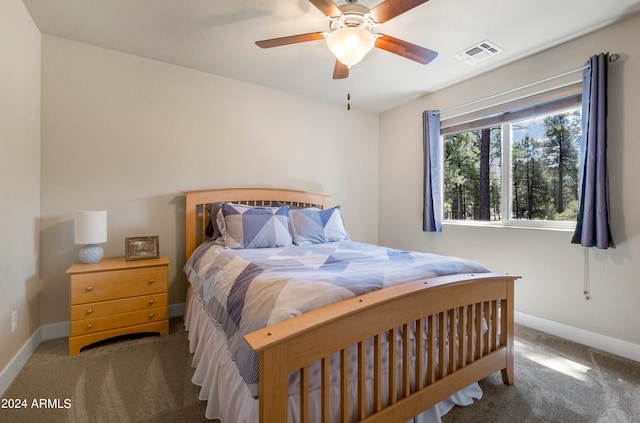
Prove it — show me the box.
[219,203,292,249]
[289,207,350,246]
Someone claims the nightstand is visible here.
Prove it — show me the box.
[66,256,170,355]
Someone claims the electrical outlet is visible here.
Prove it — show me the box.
[11,310,17,333]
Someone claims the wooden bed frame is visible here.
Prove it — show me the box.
[184,187,518,423]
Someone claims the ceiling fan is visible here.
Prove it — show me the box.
[255,0,438,80]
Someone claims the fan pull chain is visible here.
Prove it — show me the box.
[347,77,351,111]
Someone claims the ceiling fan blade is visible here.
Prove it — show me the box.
[369,0,429,24]
[375,34,438,64]
[308,0,342,18]
[333,60,349,79]
[256,32,325,48]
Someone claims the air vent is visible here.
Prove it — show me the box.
[454,40,503,65]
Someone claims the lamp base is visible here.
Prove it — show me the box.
[78,244,104,264]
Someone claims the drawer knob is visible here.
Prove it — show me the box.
[86,286,93,292]
[148,299,155,305]
[86,309,93,314]
[87,323,93,329]
[148,278,155,284]
[149,312,155,318]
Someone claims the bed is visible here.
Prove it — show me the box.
[183,187,518,423]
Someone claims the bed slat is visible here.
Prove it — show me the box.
[373,334,382,413]
[438,312,446,380]
[427,315,436,385]
[483,301,491,356]
[402,323,411,398]
[358,340,366,420]
[457,306,466,370]
[475,305,483,360]
[340,349,349,422]
[321,357,330,423]
[415,318,424,391]
[388,327,397,405]
[448,309,456,375]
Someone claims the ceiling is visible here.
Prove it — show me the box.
[22,0,640,113]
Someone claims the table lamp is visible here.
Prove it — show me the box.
[74,210,107,264]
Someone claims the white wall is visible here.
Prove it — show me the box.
[0,0,41,377]
[379,13,640,351]
[39,36,379,324]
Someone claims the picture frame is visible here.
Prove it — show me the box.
[125,236,159,261]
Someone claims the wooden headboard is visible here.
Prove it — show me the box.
[182,187,329,260]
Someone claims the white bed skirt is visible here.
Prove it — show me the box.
[184,288,482,423]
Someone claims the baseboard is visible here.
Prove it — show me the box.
[515,311,640,363]
[0,302,185,397]
[42,321,69,341]
[0,326,42,397]
[168,302,185,318]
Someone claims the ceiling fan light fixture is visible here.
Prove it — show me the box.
[326,27,375,68]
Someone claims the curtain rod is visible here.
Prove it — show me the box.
[440,53,620,116]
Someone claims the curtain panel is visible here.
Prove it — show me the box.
[571,53,614,249]
[422,110,443,232]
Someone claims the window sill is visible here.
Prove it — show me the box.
[443,220,575,232]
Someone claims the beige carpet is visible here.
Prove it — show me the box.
[2,318,639,422]
[443,325,640,422]
[1,318,209,423]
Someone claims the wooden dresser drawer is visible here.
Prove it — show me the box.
[70,266,167,305]
[70,293,167,321]
[70,306,167,336]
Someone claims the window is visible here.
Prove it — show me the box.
[441,91,582,228]
[444,127,502,221]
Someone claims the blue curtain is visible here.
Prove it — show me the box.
[422,110,443,232]
[571,53,614,248]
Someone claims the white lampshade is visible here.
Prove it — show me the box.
[326,27,375,68]
[75,210,107,244]
[74,210,107,264]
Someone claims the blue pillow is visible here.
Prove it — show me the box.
[219,203,292,249]
[289,207,350,246]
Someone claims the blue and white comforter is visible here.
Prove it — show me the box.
[184,240,490,396]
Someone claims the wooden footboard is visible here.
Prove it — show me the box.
[245,272,517,423]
